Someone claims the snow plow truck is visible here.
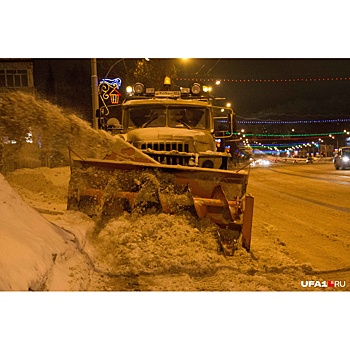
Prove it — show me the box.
[67,77,254,255]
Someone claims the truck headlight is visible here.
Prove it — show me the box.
[342,156,349,162]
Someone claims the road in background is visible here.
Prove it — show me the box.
[248,161,350,281]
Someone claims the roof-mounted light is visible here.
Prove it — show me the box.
[202,85,212,93]
[134,82,145,94]
[126,85,133,94]
[190,82,201,95]
[164,76,171,85]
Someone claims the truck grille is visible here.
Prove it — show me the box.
[134,141,191,166]
[138,141,189,153]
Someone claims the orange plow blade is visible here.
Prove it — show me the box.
[67,139,253,255]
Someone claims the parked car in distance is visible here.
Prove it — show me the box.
[334,146,350,170]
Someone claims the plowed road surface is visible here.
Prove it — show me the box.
[248,161,350,281]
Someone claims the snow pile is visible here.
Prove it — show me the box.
[85,175,315,291]
[0,174,73,290]
[90,210,313,291]
[4,166,70,214]
[93,212,226,275]
[0,91,114,171]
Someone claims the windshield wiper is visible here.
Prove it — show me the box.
[176,119,192,129]
[141,114,159,128]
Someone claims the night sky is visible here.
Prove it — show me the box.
[32,58,350,131]
[177,58,350,116]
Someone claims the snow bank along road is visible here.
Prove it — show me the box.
[248,161,350,284]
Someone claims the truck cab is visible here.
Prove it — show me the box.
[98,78,236,170]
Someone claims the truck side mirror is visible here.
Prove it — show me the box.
[212,107,233,138]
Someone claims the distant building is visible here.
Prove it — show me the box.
[0,59,35,93]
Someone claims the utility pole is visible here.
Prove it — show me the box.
[91,59,99,129]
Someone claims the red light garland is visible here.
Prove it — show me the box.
[176,77,350,83]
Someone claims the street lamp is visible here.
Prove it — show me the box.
[330,135,339,150]
[104,58,125,78]
[91,59,99,129]
[328,134,338,153]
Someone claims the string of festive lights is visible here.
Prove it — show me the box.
[242,138,332,152]
[251,142,310,147]
[234,131,348,138]
[250,142,320,150]
[239,130,350,153]
[237,118,350,124]
[176,77,350,83]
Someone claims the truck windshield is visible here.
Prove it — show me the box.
[125,105,208,130]
[168,107,208,129]
[126,106,166,128]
